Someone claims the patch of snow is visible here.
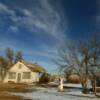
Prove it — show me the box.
[49,82,82,88]
[14,88,100,100]
[64,83,82,88]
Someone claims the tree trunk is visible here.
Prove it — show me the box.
[80,76,89,94]
[94,79,97,95]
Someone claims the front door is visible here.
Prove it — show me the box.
[17,73,21,83]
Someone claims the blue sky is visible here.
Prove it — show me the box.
[0,0,100,74]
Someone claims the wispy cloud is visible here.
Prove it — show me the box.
[0,1,68,73]
[28,47,58,59]
[0,0,68,41]
[8,26,18,33]
[0,3,15,16]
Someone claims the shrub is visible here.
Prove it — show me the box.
[39,73,50,84]
[67,74,80,83]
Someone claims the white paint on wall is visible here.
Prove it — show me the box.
[4,61,40,83]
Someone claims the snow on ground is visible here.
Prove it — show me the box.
[64,83,82,88]
[14,88,100,100]
[49,82,82,88]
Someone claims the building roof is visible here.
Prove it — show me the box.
[21,60,47,73]
[8,60,47,73]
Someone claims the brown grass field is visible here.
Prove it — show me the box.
[0,83,35,100]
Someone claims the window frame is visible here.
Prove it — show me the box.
[23,72,31,79]
[18,64,22,69]
[8,72,16,79]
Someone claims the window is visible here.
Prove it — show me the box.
[19,64,22,69]
[23,72,31,79]
[9,72,16,79]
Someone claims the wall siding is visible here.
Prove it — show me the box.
[4,62,39,83]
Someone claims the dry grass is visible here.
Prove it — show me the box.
[0,83,36,100]
[0,91,32,100]
[0,83,36,93]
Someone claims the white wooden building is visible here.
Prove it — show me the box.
[4,61,46,83]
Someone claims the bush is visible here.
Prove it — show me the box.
[50,75,57,82]
[67,74,80,83]
[39,73,50,84]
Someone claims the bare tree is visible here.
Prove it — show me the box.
[15,51,23,63]
[88,33,100,94]
[5,48,14,66]
[0,56,8,82]
[55,33,100,93]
